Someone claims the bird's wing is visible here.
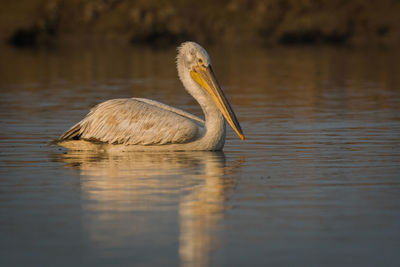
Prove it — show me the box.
[134,98,204,124]
[59,98,203,145]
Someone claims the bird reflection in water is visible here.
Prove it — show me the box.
[56,150,243,266]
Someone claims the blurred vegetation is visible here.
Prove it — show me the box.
[1,0,399,48]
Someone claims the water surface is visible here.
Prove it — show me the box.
[1,44,400,266]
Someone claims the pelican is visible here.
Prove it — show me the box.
[57,42,244,151]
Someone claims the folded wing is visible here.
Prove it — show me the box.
[59,98,203,145]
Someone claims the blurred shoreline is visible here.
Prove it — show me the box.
[1,0,400,49]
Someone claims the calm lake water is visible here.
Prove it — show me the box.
[0,43,400,267]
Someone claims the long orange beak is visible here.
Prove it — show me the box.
[190,64,245,141]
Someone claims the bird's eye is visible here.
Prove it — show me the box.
[198,58,206,67]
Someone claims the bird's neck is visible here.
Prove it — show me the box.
[202,102,226,149]
[178,67,226,149]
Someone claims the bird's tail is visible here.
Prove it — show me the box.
[58,123,82,141]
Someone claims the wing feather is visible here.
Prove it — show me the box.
[59,98,203,145]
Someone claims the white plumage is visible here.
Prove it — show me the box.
[58,42,244,151]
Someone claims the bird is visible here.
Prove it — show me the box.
[57,41,244,152]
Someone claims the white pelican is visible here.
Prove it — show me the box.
[57,42,244,151]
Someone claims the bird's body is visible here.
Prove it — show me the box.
[59,98,226,151]
[57,42,244,151]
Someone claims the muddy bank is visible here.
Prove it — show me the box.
[2,0,400,48]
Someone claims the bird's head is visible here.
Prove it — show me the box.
[177,41,211,69]
[177,42,244,141]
